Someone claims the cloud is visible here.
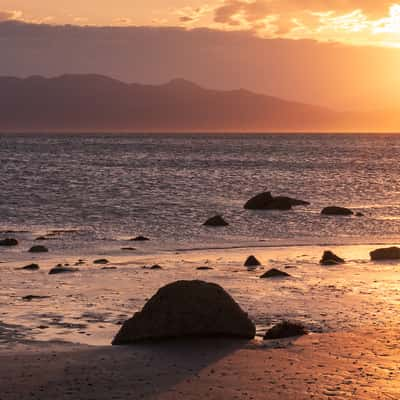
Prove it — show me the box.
[0,10,22,22]
[175,5,215,25]
[213,0,398,36]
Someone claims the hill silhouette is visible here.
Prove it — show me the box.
[0,74,397,132]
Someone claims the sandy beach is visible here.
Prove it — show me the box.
[1,242,400,399]
[1,329,400,400]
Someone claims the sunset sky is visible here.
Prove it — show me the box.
[2,0,400,47]
[1,1,400,110]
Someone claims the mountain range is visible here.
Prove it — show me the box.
[0,74,397,132]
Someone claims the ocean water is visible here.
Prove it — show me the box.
[1,133,400,253]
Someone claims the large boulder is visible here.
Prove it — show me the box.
[203,215,229,227]
[320,251,345,266]
[244,192,309,210]
[112,280,255,345]
[321,206,353,216]
[0,238,18,246]
[370,247,400,261]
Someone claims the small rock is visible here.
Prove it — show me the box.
[0,238,18,246]
[370,247,400,261]
[93,259,109,265]
[355,212,364,217]
[49,266,79,275]
[244,256,261,267]
[244,192,309,210]
[22,295,50,301]
[29,245,48,253]
[203,215,229,227]
[102,266,117,270]
[150,264,163,270]
[131,236,150,241]
[264,321,307,340]
[197,266,214,270]
[320,251,345,265]
[35,236,48,241]
[321,206,353,216]
[19,263,40,271]
[260,268,290,278]
[121,247,136,251]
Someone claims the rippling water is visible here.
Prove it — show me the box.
[1,133,400,251]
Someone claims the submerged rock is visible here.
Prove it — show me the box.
[131,236,150,242]
[19,263,40,271]
[203,215,229,227]
[244,256,261,267]
[370,247,400,261]
[93,259,109,265]
[320,251,345,266]
[29,245,48,253]
[0,238,18,246]
[244,192,309,210]
[321,206,353,216]
[112,280,256,344]
[260,269,290,278]
[49,266,79,275]
[264,321,307,340]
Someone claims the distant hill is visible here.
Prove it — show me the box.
[0,74,397,132]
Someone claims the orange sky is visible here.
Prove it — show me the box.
[1,0,400,47]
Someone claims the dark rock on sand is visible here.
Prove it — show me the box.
[19,263,40,271]
[112,280,256,344]
[197,266,214,270]
[35,236,48,241]
[356,212,365,217]
[102,266,117,270]
[264,321,307,340]
[260,269,290,278]
[150,264,163,270]
[29,245,48,253]
[203,215,229,227]
[244,256,261,267]
[121,247,136,251]
[244,192,309,210]
[131,236,150,242]
[22,295,50,302]
[370,247,400,261]
[320,251,345,265]
[0,238,18,246]
[321,206,353,216]
[49,266,79,275]
[93,259,109,265]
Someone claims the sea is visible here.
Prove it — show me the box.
[1,133,400,252]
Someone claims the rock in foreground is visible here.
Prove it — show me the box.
[260,268,291,278]
[244,192,309,210]
[320,251,345,265]
[19,263,40,271]
[370,247,400,261]
[264,321,307,340]
[321,206,353,216]
[112,280,255,345]
[203,215,229,227]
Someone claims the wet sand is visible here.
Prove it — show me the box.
[1,329,400,400]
